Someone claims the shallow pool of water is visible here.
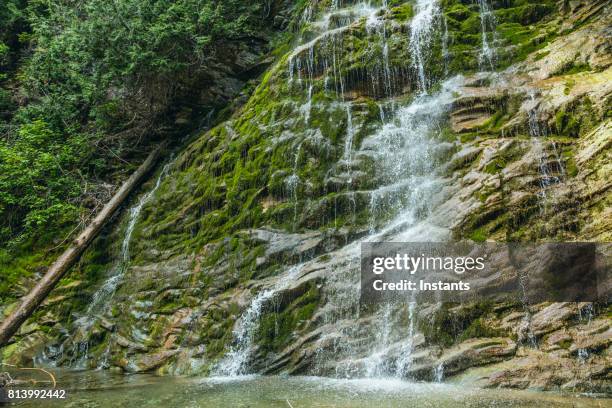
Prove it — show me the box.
[8,371,610,407]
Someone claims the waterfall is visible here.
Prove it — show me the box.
[363,304,393,377]
[434,362,445,382]
[367,78,460,240]
[527,93,565,211]
[517,262,538,349]
[88,161,172,315]
[64,160,173,367]
[344,104,355,179]
[576,303,594,365]
[214,289,276,376]
[286,142,302,230]
[214,265,302,376]
[288,2,382,96]
[478,0,497,70]
[366,2,393,97]
[217,0,462,380]
[316,77,462,379]
[395,301,417,376]
[409,0,441,93]
[302,84,314,123]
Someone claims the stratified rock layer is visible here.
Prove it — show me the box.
[2,0,611,394]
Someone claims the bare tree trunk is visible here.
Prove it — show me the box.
[0,144,166,347]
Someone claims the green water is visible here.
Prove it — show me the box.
[7,371,610,407]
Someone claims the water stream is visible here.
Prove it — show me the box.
[88,161,172,315]
[11,0,607,403]
[214,265,303,376]
[527,92,566,212]
[409,0,441,93]
[478,0,497,70]
[219,0,460,378]
[52,160,174,368]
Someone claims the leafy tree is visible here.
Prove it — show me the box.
[0,0,269,248]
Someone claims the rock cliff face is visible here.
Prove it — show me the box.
[3,0,611,394]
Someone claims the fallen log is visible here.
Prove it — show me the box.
[0,144,166,347]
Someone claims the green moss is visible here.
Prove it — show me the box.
[460,14,482,36]
[469,227,487,243]
[438,127,458,143]
[494,4,555,26]
[256,282,320,353]
[483,142,523,174]
[444,3,471,22]
[553,60,592,76]
[458,317,506,341]
[534,50,550,61]
[562,149,578,177]
[563,79,576,95]
[390,3,414,22]
[554,97,597,138]
[419,302,502,347]
[459,132,478,143]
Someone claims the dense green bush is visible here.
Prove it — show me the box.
[0,0,267,247]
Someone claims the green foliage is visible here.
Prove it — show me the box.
[0,120,84,239]
[458,317,506,342]
[0,0,268,248]
[390,3,414,22]
[25,0,261,84]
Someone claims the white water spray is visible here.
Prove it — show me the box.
[87,161,172,314]
[409,0,441,93]
[214,265,303,376]
[478,0,497,71]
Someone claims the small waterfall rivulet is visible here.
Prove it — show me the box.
[217,0,465,379]
[287,142,303,231]
[409,0,441,93]
[214,265,303,376]
[47,160,174,368]
[478,0,497,70]
[527,92,566,212]
[90,162,172,315]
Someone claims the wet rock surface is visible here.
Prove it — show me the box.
[2,0,611,396]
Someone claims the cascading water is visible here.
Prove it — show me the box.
[517,260,538,349]
[89,161,173,315]
[286,142,303,230]
[442,16,450,75]
[576,304,594,367]
[218,0,463,380]
[363,303,393,377]
[478,0,497,70]
[394,301,417,376]
[343,104,355,181]
[434,362,445,383]
[409,0,441,93]
[10,1,604,399]
[59,160,173,367]
[527,92,566,211]
[214,265,302,376]
[365,3,393,97]
[214,0,461,377]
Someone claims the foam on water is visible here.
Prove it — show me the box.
[218,0,466,380]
